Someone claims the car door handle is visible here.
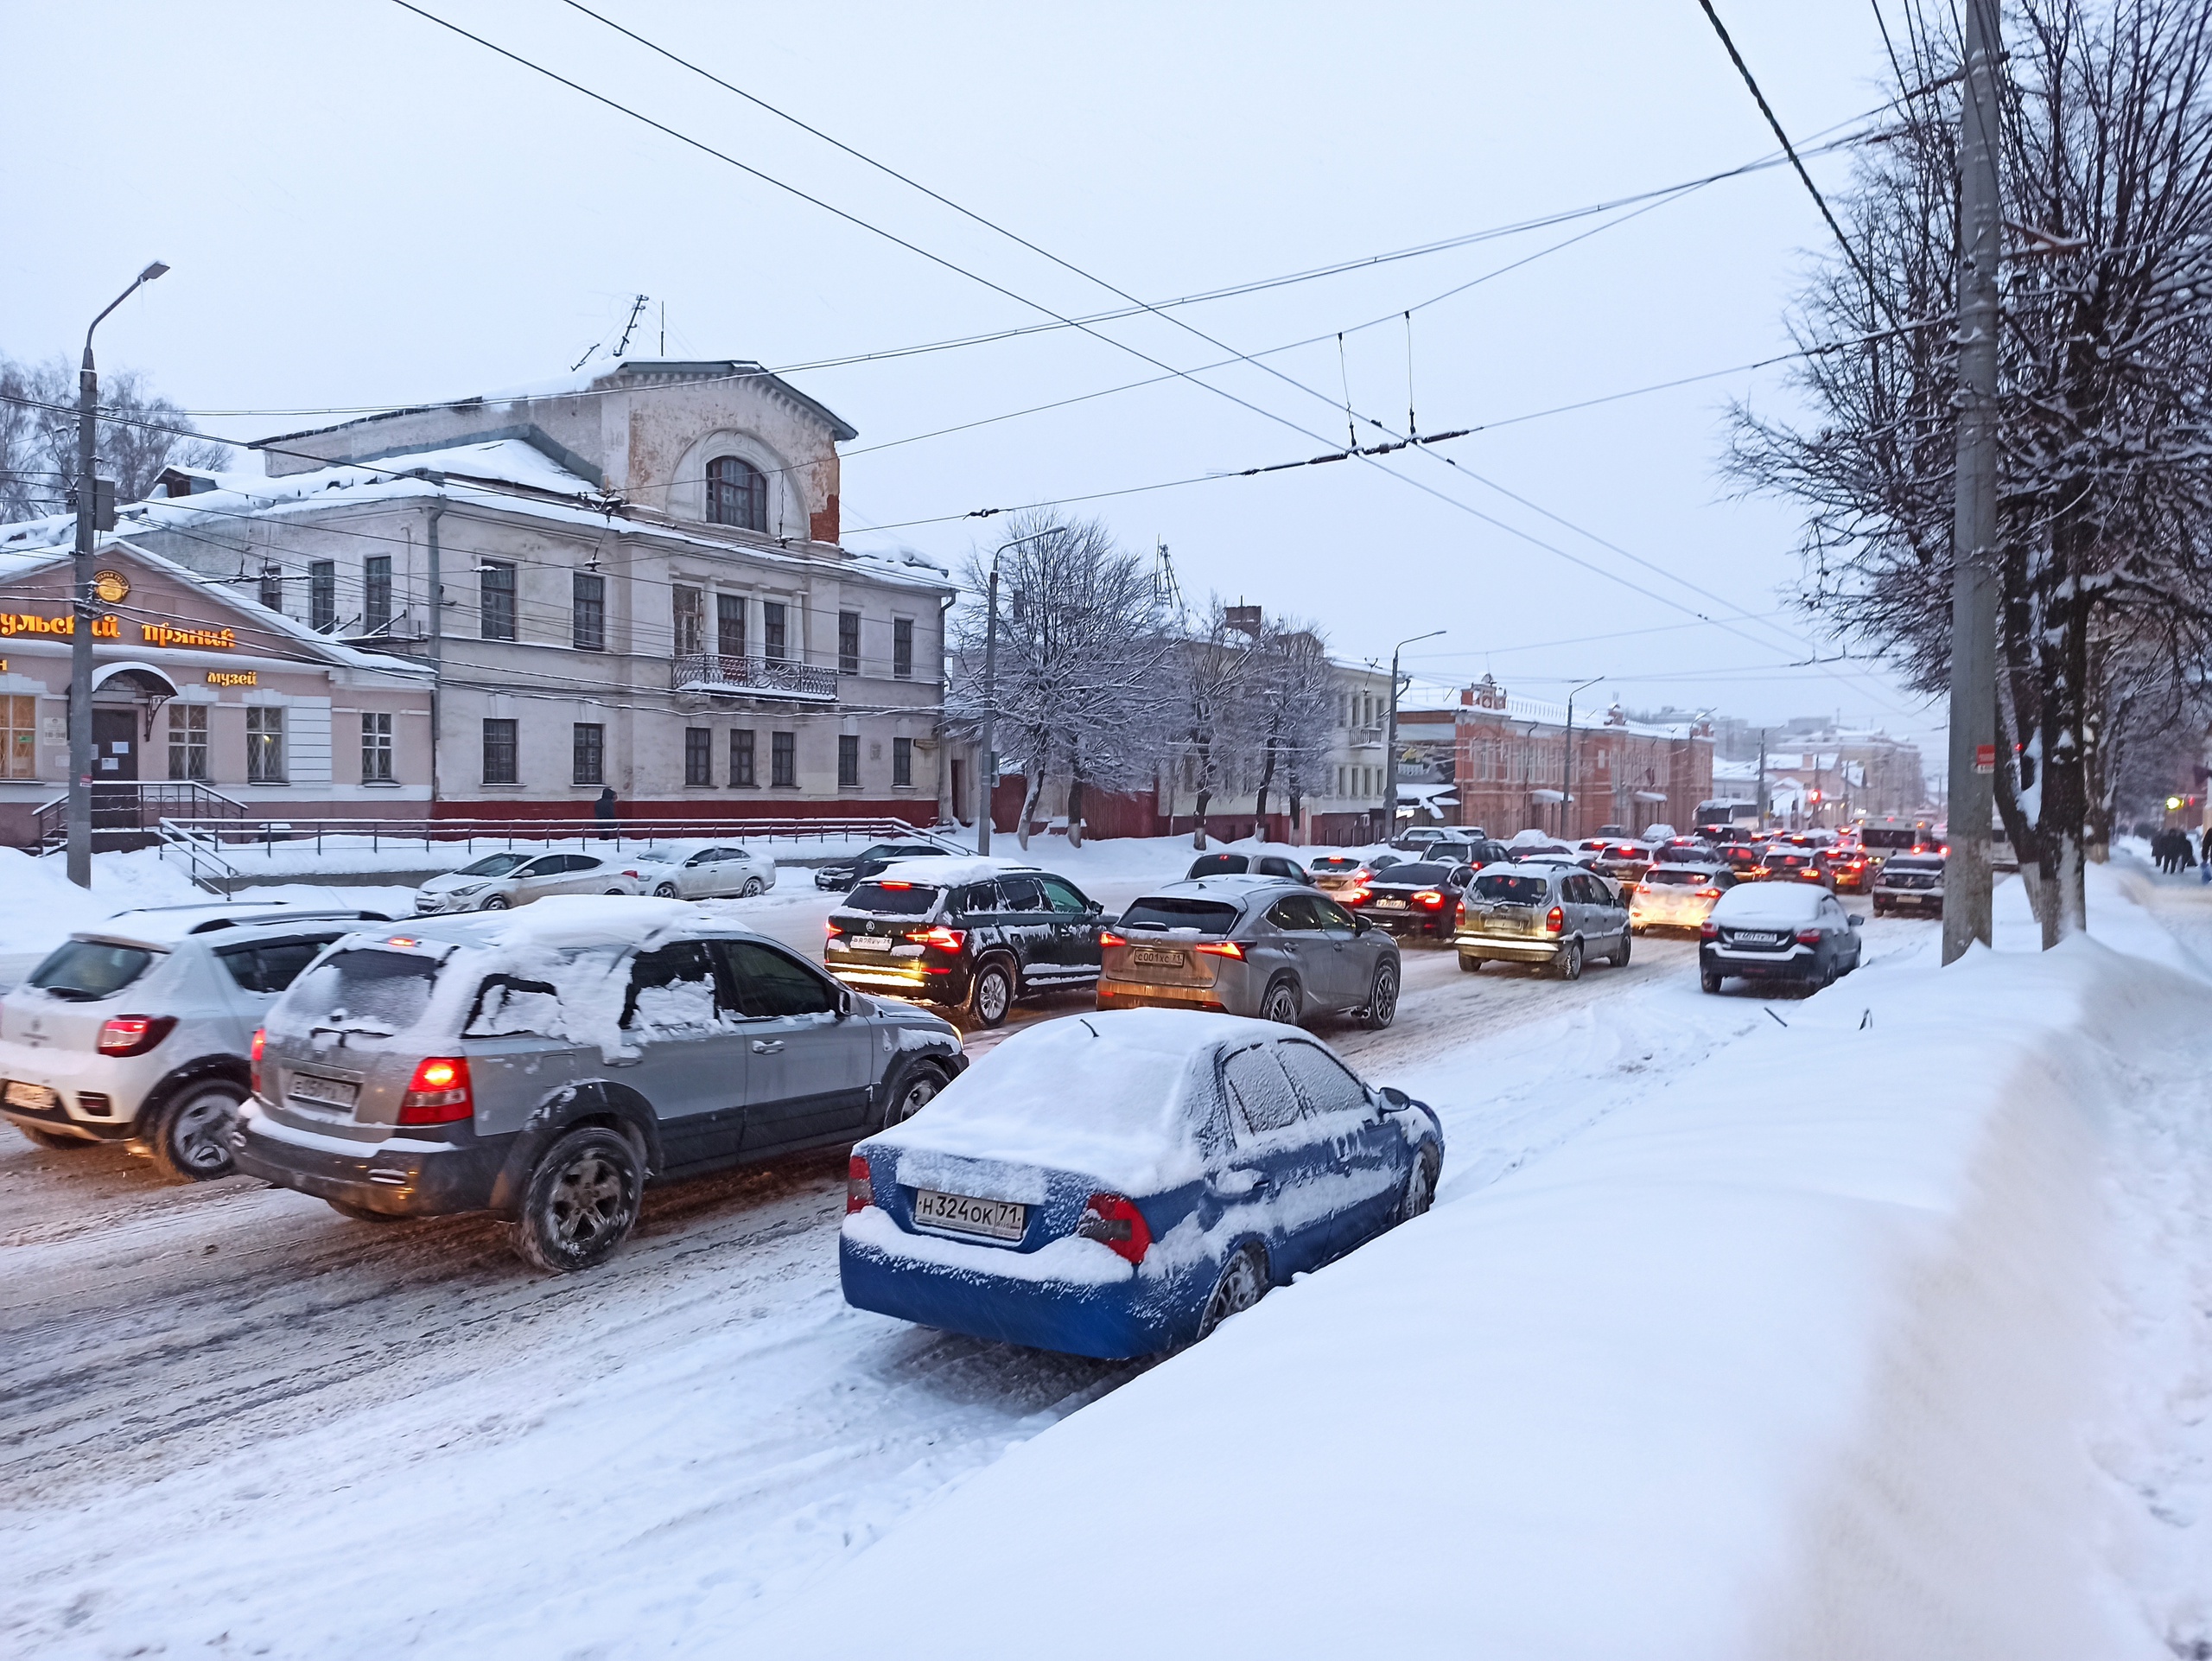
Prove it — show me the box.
[751,1039,785,1054]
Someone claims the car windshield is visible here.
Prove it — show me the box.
[1187,854,1249,877]
[456,852,531,878]
[1645,869,1712,888]
[283,948,440,1037]
[1473,873,1551,904]
[1886,858,1944,874]
[843,881,943,917]
[1655,845,1710,863]
[28,939,158,1001]
[1120,897,1243,933]
[1861,827,1921,850]
[1372,863,1452,885]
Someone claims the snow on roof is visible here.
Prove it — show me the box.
[1711,882,1827,924]
[83,902,397,947]
[365,894,698,953]
[872,856,1041,888]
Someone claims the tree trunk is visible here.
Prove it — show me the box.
[1066,770,1086,850]
[1016,759,1046,852]
[1192,785,1212,850]
[1253,739,1279,842]
[1287,773,1304,844]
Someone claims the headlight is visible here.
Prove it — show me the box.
[446,882,486,898]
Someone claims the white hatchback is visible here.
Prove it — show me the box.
[627,842,779,899]
[0,903,392,1179]
[413,850,645,914]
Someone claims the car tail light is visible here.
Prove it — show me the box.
[1545,905,1564,934]
[903,926,967,951]
[1077,1193,1152,1263]
[1350,867,1372,882]
[1796,927,1823,945]
[1343,887,1370,905]
[846,1154,874,1214]
[1413,889,1443,908]
[622,870,640,879]
[1097,929,1127,948]
[97,1015,176,1057]
[824,920,844,938]
[1453,900,1465,927]
[397,1056,474,1125]
[1700,919,1719,939]
[250,1027,265,1095]
[879,881,912,889]
[1194,939,1245,958]
[1697,888,1721,900]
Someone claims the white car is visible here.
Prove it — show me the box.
[0,903,391,1179]
[627,842,778,899]
[1628,863,1738,934]
[414,850,645,914]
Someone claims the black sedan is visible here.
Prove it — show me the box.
[814,838,963,891]
[1698,883,1862,994]
[1340,860,1473,939]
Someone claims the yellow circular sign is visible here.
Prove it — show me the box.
[92,570,130,604]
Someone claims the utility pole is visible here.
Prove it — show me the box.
[1944,0,2002,964]
[67,262,168,889]
[974,527,1059,856]
[1561,675,1603,841]
[1382,629,1445,840]
[1756,730,1768,834]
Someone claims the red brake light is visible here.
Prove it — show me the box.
[1077,1192,1152,1263]
[1413,890,1443,908]
[847,1154,874,1214]
[879,881,912,889]
[903,926,967,951]
[1097,930,1127,948]
[1545,905,1564,934]
[98,1015,176,1057]
[250,1027,265,1094]
[1796,927,1823,945]
[1697,888,1721,900]
[1195,939,1245,958]
[1343,887,1370,905]
[397,1056,474,1124]
[1453,899,1465,926]
[1700,919,1719,939]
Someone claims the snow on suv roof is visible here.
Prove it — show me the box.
[871,856,1045,888]
[346,894,701,954]
[86,903,396,948]
[1152,875,1304,899]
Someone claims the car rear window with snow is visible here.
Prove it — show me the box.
[286,949,439,1035]
[1473,873,1551,903]
[1120,897,1243,932]
[844,882,943,916]
[28,940,157,1000]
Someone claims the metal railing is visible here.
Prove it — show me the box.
[672,653,837,700]
[142,813,942,863]
[34,780,249,854]
[156,818,245,896]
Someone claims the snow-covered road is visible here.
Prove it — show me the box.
[0,868,1932,1658]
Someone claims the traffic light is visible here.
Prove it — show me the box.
[2168,795,2185,811]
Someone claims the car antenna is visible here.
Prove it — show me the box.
[1078,1018,1098,1037]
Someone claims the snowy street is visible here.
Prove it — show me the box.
[0,834,1943,1658]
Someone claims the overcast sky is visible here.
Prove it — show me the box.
[3,1,1940,751]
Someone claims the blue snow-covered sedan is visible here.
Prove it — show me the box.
[840,1009,1443,1359]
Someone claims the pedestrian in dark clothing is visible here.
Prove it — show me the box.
[2157,829,2171,872]
[594,786,618,840]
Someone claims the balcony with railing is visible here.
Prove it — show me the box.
[673,653,837,701]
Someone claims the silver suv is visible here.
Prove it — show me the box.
[1453,862,1631,979]
[231,897,965,1272]
[0,904,394,1180]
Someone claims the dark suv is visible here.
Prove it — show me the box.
[823,858,1107,1026]
[813,838,963,892]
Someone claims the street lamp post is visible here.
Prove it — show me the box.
[974,527,1060,856]
[1381,628,1445,841]
[1560,675,1603,841]
[67,262,169,889]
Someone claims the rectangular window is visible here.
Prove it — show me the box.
[309,561,335,632]
[4,695,36,780]
[361,711,394,783]
[573,722,605,787]
[572,570,606,652]
[168,703,212,781]
[892,735,913,788]
[684,727,713,786]
[893,616,913,679]
[837,733,860,788]
[245,707,286,784]
[763,601,786,661]
[716,592,746,659]
[771,729,796,787]
[672,584,704,656]
[364,555,392,635]
[259,566,284,613]
[730,728,756,787]
[480,561,517,641]
[838,610,861,675]
[482,718,518,785]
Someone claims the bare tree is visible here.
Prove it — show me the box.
[1248,618,1337,842]
[1,353,232,523]
[1171,601,1259,850]
[950,512,1174,849]
[1726,0,2212,942]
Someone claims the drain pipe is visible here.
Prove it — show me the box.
[423,483,447,807]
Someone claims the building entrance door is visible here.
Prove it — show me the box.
[90,706,141,835]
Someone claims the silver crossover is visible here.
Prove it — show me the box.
[1452,862,1631,980]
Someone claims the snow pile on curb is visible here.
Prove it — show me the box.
[740,901,2190,1657]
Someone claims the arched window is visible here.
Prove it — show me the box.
[706,455,768,531]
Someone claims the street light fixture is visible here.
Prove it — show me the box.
[974,525,1063,856]
[1560,675,1604,841]
[1381,628,1445,839]
[67,261,169,888]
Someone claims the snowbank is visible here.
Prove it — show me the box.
[740,888,2185,1658]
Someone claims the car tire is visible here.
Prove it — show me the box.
[1700,967,1724,995]
[653,881,679,898]
[1261,977,1301,1026]
[967,959,1016,1028]
[143,1080,245,1182]
[603,888,626,896]
[1196,1243,1269,1340]
[18,1124,92,1151]
[480,894,511,912]
[1612,932,1632,968]
[1458,954,1482,973]
[1363,961,1400,1030]
[512,1125,643,1274]
[741,877,764,897]
[880,1060,947,1128]
[1400,1144,1440,1224]
[1556,939,1584,983]
[327,1200,405,1223]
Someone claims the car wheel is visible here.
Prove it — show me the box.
[480,894,511,911]
[1363,961,1400,1030]
[1261,978,1301,1026]
[512,1125,643,1274]
[1400,1144,1440,1224]
[1196,1244,1269,1340]
[881,1060,945,1128]
[1612,932,1632,968]
[741,877,764,897]
[603,888,626,896]
[967,960,1015,1028]
[1556,939,1584,983]
[1700,967,1724,995]
[653,881,679,898]
[144,1080,245,1182]
[327,1200,405,1223]
[1458,954,1482,973]
[18,1124,92,1151]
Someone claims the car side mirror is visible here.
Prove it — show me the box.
[1847,914,1864,928]
[1377,1085,1410,1109]
[836,988,855,1016]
